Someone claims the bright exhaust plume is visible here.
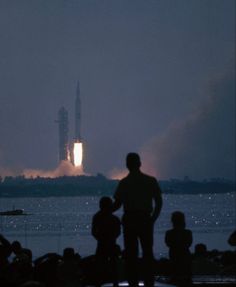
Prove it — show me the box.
[73,142,83,167]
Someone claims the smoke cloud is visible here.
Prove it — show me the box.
[0,161,84,179]
[0,166,19,178]
[23,161,84,178]
[1,67,234,181]
[109,168,128,180]
[140,67,235,180]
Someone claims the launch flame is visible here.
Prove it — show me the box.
[73,142,83,167]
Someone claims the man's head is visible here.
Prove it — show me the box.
[126,153,141,171]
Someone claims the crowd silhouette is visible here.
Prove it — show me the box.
[0,209,235,287]
[0,211,235,287]
[0,154,235,287]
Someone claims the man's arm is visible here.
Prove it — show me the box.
[112,181,123,212]
[112,198,122,212]
[151,181,163,223]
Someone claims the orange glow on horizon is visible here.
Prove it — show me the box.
[73,142,83,167]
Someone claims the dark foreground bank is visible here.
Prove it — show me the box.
[0,234,235,287]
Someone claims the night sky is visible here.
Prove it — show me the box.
[0,0,235,180]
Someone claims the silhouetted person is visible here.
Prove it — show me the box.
[9,241,33,286]
[192,243,220,275]
[228,230,236,246]
[0,234,11,268]
[57,247,82,287]
[220,250,236,275]
[0,234,12,285]
[11,240,32,263]
[113,153,163,287]
[34,252,62,287]
[165,211,192,284]
[92,196,121,286]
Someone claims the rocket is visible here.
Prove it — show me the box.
[73,80,83,167]
[75,80,81,141]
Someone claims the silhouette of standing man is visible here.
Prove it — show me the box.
[113,153,162,287]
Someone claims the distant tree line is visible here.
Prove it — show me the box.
[0,174,235,198]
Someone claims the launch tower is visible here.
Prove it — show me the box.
[56,107,69,162]
[56,81,83,168]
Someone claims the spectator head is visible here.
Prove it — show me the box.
[99,197,113,213]
[228,230,236,246]
[171,211,186,229]
[195,243,207,256]
[11,241,22,254]
[126,153,141,171]
[63,248,75,261]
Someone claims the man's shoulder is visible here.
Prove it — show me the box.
[116,172,160,193]
[116,176,130,190]
[141,172,157,180]
[120,172,157,182]
[119,174,129,183]
[140,172,159,185]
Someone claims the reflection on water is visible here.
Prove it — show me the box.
[0,192,235,258]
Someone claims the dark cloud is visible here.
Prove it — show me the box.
[141,66,235,180]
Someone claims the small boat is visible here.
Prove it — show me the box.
[0,209,26,216]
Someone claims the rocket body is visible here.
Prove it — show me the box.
[73,80,83,168]
[75,81,81,141]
